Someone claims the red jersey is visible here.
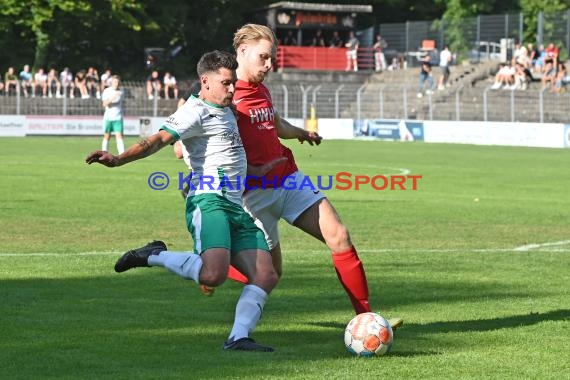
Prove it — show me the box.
[233,80,298,188]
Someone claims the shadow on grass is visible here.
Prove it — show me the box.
[309,308,570,334]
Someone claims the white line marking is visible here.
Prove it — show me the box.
[513,240,570,252]
[0,246,569,257]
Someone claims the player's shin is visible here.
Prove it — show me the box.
[331,246,371,314]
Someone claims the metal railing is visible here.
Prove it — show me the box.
[1,73,568,124]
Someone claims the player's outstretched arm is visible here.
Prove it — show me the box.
[275,113,322,146]
[86,130,174,167]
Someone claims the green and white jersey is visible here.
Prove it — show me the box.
[161,95,246,205]
[101,87,123,121]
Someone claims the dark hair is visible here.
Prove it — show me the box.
[196,50,238,77]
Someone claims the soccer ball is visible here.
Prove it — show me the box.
[344,312,393,357]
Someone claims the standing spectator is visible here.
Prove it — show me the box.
[4,67,19,96]
[438,45,452,90]
[47,68,62,98]
[417,55,434,97]
[282,30,297,46]
[60,67,75,98]
[74,70,89,99]
[85,67,100,98]
[100,75,125,154]
[163,71,179,99]
[311,29,326,47]
[344,31,359,71]
[19,64,33,98]
[373,34,387,72]
[329,31,343,47]
[146,70,162,100]
[34,68,48,98]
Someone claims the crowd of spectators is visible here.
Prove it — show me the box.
[0,65,181,100]
[0,65,115,99]
[490,41,568,93]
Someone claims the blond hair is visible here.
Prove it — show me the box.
[233,23,278,52]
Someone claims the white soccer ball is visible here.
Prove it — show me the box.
[344,312,393,357]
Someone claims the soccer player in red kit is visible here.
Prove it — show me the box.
[230,24,402,327]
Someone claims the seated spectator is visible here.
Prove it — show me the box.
[513,62,529,90]
[146,70,162,99]
[74,69,89,99]
[544,43,559,68]
[59,67,75,98]
[0,79,4,96]
[34,68,48,98]
[527,43,540,70]
[552,63,568,94]
[282,30,297,46]
[100,69,112,95]
[163,71,179,99]
[311,29,326,47]
[417,55,434,97]
[47,68,62,98]
[4,67,19,95]
[19,64,33,98]
[534,44,547,74]
[511,42,529,67]
[85,67,100,98]
[329,31,343,48]
[491,63,515,89]
[541,61,557,89]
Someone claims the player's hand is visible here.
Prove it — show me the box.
[247,157,288,177]
[85,150,120,167]
[298,131,322,146]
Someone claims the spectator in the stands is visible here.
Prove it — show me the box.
[310,29,326,47]
[552,63,568,94]
[329,31,343,48]
[544,43,559,68]
[74,69,90,99]
[163,71,179,99]
[86,67,100,98]
[60,67,75,98]
[47,68,62,98]
[4,67,18,96]
[34,68,48,98]
[417,55,434,97]
[19,64,33,98]
[146,70,162,100]
[491,63,516,90]
[282,30,297,46]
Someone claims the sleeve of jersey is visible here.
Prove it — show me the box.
[160,107,202,141]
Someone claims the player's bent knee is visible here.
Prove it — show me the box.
[199,270,227,287]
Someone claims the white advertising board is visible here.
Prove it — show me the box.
[424,121,567,149]
[25,116,140,136]
[0,116,26,136]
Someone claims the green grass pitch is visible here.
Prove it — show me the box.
[1,136,569,379]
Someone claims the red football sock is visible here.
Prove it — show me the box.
[227,265,249,284]
[331,246,371,314]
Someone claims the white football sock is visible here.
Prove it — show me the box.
[102,139,109,151]
[228,285,268,341]
[148,251,202,284]
[116,138,125,154]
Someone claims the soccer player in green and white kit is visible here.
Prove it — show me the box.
[101,75,125,154]
[86,50,278,352]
